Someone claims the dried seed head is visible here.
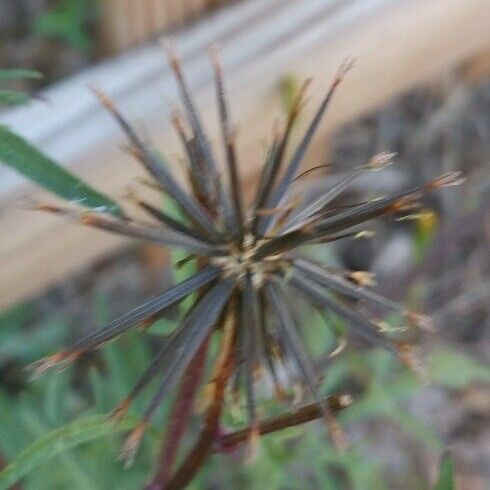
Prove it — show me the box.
[25,48,460,477]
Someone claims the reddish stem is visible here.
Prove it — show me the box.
[146,336,210,489]
[165,311,236,490]
[214,393,352,452]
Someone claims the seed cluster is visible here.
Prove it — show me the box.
[30,46,462,485]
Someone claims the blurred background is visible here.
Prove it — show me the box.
[0,1,489,489]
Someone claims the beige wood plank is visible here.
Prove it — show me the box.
[100,0,236,53]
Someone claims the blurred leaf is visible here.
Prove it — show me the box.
[145,317,178,336]
[413,209,438,262]
[33,0,96,53]
[0,302,33,332]
[433,451,454,490]
[0,415,137,490]
[428,348,490,389]
[0,70,43,82]
[0,90,31,106]
[0,303,68,363]
[0,125,123,216]
[0,318,67,362]
[388,410,441,449]
[279,75,301,115]
[43,371,71,425]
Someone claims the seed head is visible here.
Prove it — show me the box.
[29,48,461,479]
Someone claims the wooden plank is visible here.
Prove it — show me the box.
[0,0,489,308]
[99,0,237,54]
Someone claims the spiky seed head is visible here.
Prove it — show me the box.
[28,47,461,475]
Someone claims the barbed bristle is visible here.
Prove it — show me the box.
[427,171,465,189]
[29,350,82,375]
[120,421,148,467]
[366,151,397,170]
[110,398,132,422]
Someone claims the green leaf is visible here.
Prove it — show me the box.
[0,70,43,82]
[0,415,137,490]
[0,317,67,361]
[33,0,95,53]
[0,90,32,106]
[433,451,454,490]
[0,301,34,331]
[387,410,441,449]
[0,125,123,217]
[428,348,490,389]
[279,74,301,115]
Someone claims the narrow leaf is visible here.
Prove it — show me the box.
[0,125,122,216]
[428,348,490,388]
[0,416,138,490]
[433,451,455,490]
[0,70,43,81]
[0,90,31,106]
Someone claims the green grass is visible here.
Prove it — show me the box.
[0,294,488,489]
